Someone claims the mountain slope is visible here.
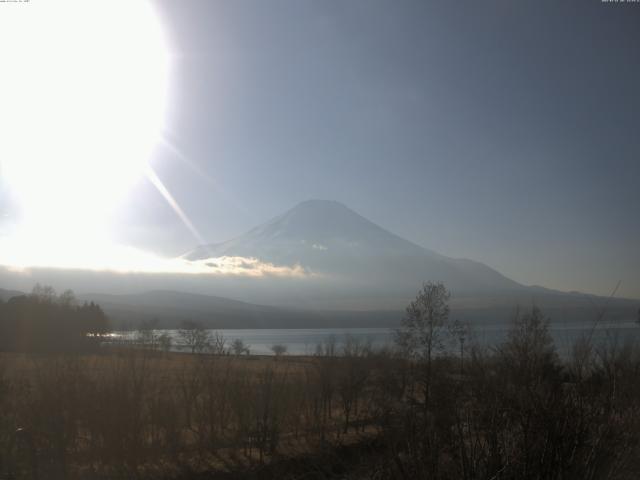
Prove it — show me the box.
[185,199,523,294]
[0,288,23,302]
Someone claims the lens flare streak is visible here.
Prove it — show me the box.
[145,166,207,246]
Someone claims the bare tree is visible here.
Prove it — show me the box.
[158,332,172,354]
[271,344,287,358]
[497,305,557,386]
[178,320,211,354]
[314,334,337,357]
[58,289,77,308]
[395,282,450,406]
[30,283,57,303]
[395,282,450,359]
[136,318,160,350]
[231,338,250,356]
[449,319,469,375]
[343,334,372,358]
[209,331,227,355]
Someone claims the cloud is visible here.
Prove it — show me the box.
[312,243,328,251]
[184,255,308,277]
[0,236,308,278]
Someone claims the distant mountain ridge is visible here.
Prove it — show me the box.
[79,290,400,329]
[1,285,635,330]
[185,199,524,294]
[82,287,639,330]
[0,288,23,302]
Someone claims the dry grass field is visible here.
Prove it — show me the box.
[0,348,390,479]
[2,307,640,479]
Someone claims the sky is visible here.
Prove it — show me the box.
[1,0,639,299]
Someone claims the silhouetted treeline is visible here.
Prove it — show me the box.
[0,285,110,352]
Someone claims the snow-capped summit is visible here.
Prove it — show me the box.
[184,200,523,295]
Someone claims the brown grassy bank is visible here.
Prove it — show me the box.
[2,315,640,479]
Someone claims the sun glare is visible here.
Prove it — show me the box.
[0,0,168,258]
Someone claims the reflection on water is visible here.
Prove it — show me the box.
[109,322,640,356]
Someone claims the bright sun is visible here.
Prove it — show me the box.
[0,0,168,250]
[0,2,302,278]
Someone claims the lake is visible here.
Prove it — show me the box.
[114,320,640,356]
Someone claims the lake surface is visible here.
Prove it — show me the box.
[114,321,640,356]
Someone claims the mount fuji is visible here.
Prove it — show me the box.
[185,199,524,295]
[2,200,635,327]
